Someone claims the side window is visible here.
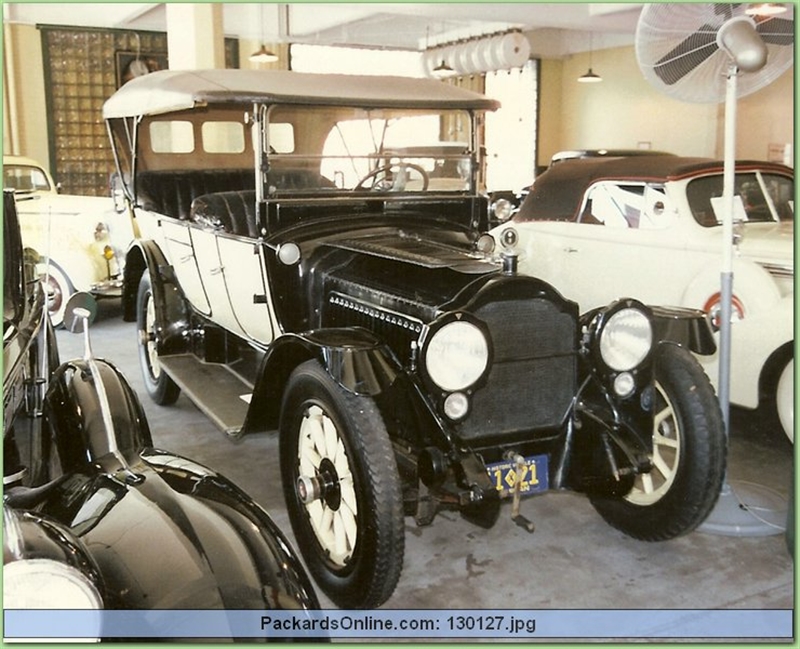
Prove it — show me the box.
[268,123,295,153]
[201,122,245,154]
[579,183,645,228]
[149,121,194,154]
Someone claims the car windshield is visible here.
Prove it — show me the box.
[3,165,52,192]
[686,172,794,226]
[263,104,475,195]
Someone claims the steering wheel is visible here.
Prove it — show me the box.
[355,162,430,191]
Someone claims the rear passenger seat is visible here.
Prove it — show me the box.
[136,169,254,221]
[190,191,257,237]
[136,167,335,237]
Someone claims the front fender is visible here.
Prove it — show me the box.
[33,450,319,611]
[45,357,153,475]
[245,328,401,433]
[649,305,716,355]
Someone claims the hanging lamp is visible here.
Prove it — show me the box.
[577,32,602,83]
[250,4,279,63]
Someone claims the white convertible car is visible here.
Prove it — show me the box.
[3,155,132,326]
[496,155,793,441]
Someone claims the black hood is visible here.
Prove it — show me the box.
[309,225,502,325]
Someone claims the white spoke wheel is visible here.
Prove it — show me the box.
[135,273,180,405]
[280,360,404,609]
[36,261,73,328]
[591,344,726,541]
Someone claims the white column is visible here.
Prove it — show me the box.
[166,3,225,70]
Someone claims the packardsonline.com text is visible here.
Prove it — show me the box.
[259,612,537,639]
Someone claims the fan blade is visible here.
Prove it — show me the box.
[653,24,719,85]
[756,17,794,46]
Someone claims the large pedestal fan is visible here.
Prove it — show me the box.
[635,3,794,535]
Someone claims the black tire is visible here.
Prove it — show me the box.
[280,360,404,609]
[136,273,180,406]
[591,343,726,540]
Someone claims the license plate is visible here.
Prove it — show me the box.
[486,454,549,497]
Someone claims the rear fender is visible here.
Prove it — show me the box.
[244,328,401,433]
[45,357,153,476]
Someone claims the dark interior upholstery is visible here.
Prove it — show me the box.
[136,168,334,224]
[190,191,258,237]
[136,169,254,220]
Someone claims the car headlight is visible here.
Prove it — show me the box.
[94,222,110,242]
[599,306,653,372]
[424,319,490,391]
[3,558,104,610]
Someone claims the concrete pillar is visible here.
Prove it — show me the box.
[166,3,225,70]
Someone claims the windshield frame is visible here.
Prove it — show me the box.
[259,102,480,197]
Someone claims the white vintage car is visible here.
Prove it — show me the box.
[3,155,132,326]
[496,155,794,441]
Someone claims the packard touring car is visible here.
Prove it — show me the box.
[104,69,726,609]
[3,190,318,639]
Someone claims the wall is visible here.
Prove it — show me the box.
[3,23,50,167]
[537,44,794,169]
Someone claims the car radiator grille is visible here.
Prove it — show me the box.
[458,298,578,441]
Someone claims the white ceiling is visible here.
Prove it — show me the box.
[4,3,643,57]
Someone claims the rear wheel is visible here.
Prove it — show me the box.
[136,273,180,405]
[591,343,726,540]
[280,360,404,609]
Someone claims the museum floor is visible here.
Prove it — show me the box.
[55,299,795,641]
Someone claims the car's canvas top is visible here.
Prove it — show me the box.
[515,156,794,223]
[103,69,500,118]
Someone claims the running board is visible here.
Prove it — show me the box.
[158,354,252,437]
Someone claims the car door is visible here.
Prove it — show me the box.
[192,228,275,344]
[161,219,211,316]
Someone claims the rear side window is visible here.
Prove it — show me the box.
[577,182,671,230]
[149,121,194,154]
[202,122,245,154]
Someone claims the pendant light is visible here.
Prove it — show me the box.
[250,4,278,64]
[577,32,602,83]
[432,58,455,77]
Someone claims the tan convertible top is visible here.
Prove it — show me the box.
[103,69,500,119]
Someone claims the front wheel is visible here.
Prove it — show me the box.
[136,273,180,405]
[280,360,404,609]
[591,343,726,541]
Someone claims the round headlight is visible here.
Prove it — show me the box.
[491,198,514,222]
[3,559,103,610]
[599,308,653,371]
[425,320,489,391]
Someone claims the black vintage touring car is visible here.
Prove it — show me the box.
[104,69,726,609]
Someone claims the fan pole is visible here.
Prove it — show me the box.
[698,62,785,537]
[717,62,737,436]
